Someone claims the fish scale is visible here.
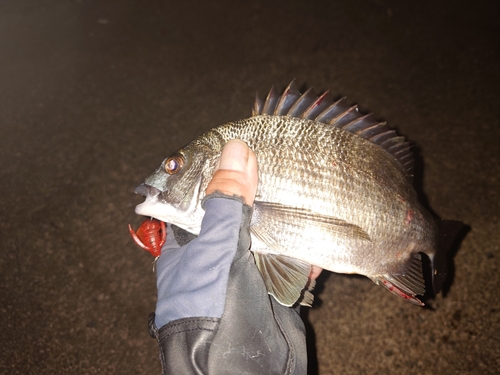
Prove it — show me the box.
[255,116,413,270]
[250,123,405,225]
[134,81,460,307]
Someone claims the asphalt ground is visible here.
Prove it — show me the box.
[1,1,499,374]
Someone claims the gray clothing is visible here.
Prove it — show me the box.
[149,193,308,374]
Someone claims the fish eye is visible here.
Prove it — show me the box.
[164,154,184,175]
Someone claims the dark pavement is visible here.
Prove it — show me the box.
[1,1,499,374]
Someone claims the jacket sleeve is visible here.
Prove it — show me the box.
[148,194,308,375]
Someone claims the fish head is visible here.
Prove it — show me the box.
[134,141,219,235]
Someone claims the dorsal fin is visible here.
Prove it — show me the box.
[252,81,414,177]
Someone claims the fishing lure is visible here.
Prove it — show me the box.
[128,218,166,260]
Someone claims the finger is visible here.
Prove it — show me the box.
[217,139,249,172]
[310,266,323,280]
[206,140,258,205]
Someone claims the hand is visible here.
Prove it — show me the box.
[152,139,316,374]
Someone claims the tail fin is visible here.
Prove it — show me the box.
[431,219,466,294]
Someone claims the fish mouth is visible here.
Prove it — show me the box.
[134,183,163,218]
[134,183,161,198]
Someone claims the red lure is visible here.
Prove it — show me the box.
[128,218,166,258]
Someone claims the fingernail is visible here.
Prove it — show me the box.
[217,140,249,172]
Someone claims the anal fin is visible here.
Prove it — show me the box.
[372,253,426,306]
[253,252,315,307]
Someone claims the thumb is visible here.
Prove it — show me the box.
[206,140,258,205]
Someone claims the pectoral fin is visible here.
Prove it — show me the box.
[252,201,371,244]
[253,252,315,307]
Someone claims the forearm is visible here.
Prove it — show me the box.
[154,195,244,328]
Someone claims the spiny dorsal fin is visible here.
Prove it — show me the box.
[253,80,414,177]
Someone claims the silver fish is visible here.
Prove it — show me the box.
[134,81,460,307]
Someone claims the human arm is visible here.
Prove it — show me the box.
[148,140,310,374]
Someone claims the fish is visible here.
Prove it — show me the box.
[134,81,462,307]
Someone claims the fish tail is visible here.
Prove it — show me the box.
[430,219,466,295]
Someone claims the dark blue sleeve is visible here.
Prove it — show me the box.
[155,197,244,328]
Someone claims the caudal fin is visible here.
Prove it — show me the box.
[430,219,466,294]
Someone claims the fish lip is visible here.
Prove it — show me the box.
[134,183,161,198]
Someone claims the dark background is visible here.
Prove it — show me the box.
[1,1,499,374]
